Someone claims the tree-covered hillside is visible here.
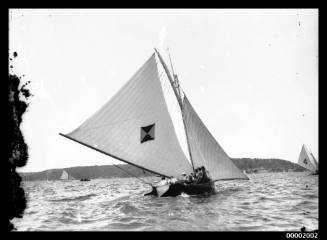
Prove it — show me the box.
[20,158,306,181]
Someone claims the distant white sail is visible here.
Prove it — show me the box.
[298,144,318,173]
[182,96,249,181]
[310,153,319,169]
[60,170,69,180]
[59,170,75,180]
[65,53,193,178]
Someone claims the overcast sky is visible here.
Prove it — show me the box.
[9,9,318,172]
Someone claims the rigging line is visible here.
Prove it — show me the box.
[166,47,175,77]
[156,49,195,170]
[157,56,193,170]
[59,133,169,184]
[111,163,153,186]
[166,48,182,98]
[154,48,183,108]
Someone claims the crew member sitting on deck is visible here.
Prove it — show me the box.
[182,167,212,185]
[199,166,211,184]
[191,172,196,180]
[181,173,188,181]
[194,168,200,178]
[186,173,195,184]
[196,168,204,184]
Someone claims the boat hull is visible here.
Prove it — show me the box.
[145,181,215,197]
[80,178,91,181]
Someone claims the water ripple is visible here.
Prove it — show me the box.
[12,172,318,231]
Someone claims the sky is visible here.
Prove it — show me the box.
[9,9,318,172]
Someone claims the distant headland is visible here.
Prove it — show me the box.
[20,158,306,181]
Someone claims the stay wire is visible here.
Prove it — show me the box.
[111,164,154,187]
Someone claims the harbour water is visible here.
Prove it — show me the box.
[12,172,318,231]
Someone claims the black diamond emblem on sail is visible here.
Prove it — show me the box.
[140,124,155,143]
[303,158,308,164]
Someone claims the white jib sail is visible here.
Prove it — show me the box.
[298,144,318,172]
[65,53,193,178]
[182,96,249,181]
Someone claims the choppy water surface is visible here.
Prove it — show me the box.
[12,172,318,231]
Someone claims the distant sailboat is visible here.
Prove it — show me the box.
[60,49,248,196]
[298,144,318,175]
[59,170,75,180]
[46,170,50,182]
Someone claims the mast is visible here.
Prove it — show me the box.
[167,48,182,99]
[154,48,183,108]
[167,48,176,77]
[155,48,195,171]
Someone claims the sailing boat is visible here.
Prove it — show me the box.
[59,170,75,180]
[298,144,318,175]
[60,49,248,197]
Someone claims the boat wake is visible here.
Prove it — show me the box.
[13,173,318,231]
[49,193,97,202]
[180,192,190,198]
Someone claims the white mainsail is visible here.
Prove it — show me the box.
[61,49,247,181]
[182,96,249,181]
[298,144,318,173]
[64,53,193,178]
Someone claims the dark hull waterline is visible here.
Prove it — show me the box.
[145,181,215,197]
[80,178,91,181]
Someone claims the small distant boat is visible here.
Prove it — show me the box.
[60,48,248,197]
[59,170,75,180]
[297,144,318,175]
[80,178,90,181]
